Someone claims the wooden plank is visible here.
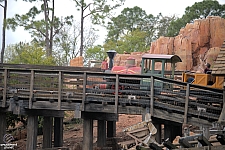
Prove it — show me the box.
[0,112,6,146]
[97,120,106,147]
[82,72,87,111]
[184,83,190,124]
[150,76,154,116]
[43,117,53,148]
[29,70,34,109]
[114,74,119,114]
[26,115,38,150]
[82,118,93,150]
[54,117,63,147]
[58,71,62,110]
[2,69,7,107]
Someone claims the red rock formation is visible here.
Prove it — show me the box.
[150,16,225,72]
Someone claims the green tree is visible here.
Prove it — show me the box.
[103,29,149,54]
[0,0,7,63]
[85,45,106,62]
[73,0,125,56]
[166,0,225,36]
[6,0,73,57]
[4,42,55,65]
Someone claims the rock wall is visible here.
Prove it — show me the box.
[150,16,225,72]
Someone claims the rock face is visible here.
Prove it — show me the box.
[150,16,225,72]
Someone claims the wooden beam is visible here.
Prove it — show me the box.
[184,83,190,124]
[26,115,38,150]
[81,72,87,111]
[29,70,34,109]
[82,118,93,150]
[2,69,7,107]
[81,112,118,121]
[0,112,6,148]
[97,120,106,147]
[150,76,154,116]
[107,121,116,138]
[57,71,62,110]
[114,74,119,114]
[54,117,63,147]
[43,117,53,148]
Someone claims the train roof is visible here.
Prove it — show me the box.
[142,54,182,63]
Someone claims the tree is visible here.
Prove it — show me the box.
[103,29,149,54]
[6,0,73,57]
[106,6,156,42]
[166,0,225,36]
[85,45,106,62]
[0,0,7,63]
[4,42,55,65]
[73,0,125,57]
[54,19,98,66]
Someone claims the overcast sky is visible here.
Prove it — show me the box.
[0,0,225,47]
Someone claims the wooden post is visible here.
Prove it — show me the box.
[218,88,225,125]
[114,74,119,114]
[83,118,93,150]
[2,69,7,107]
[54,117,63,147]
[29,70,34,109]
[43,117,53,148]
[81,72,87,111]
[107,121,116,137]
[58,71,62,110]
[97,120,106,147]
[164,124,172,142]
[184,83,190,124]
[26,115,38,150]
[0,112,6,150]
[154,123,162,144]
[150,76,154,116]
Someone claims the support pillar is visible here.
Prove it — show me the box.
[83,118,93,150]
[26,115,38,150]
[164,124,172,142]
[154,123,162,144]
[97,120,106,147]
[43,116,53,148]
[107,121,116,137]
[0,112,6,150]
[54,117,63,147]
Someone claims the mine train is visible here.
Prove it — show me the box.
[99,50,224,91]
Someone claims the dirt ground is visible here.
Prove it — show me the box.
[10,114,142,150]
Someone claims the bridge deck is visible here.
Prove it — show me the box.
[0,64,223,126]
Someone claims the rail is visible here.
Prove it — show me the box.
[0,64,223,126]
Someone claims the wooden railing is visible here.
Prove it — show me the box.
[0,64,223,126]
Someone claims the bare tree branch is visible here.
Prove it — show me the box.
[0,3,4,8]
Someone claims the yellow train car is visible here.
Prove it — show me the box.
[182,72,224,89]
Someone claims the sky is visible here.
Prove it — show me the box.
[0,0,225,47]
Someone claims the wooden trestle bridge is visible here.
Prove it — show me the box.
[0,64,224,150]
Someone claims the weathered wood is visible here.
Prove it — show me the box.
[184,83,190,124]
[26,115,38,150]
[97,120,106,147]
[114,74,119,114]
[163,138,177,149]
[0,112,6,150]
[150,76,154,116]
[173,145,225,150]
[196,134,212,146]
[2,69,7,107]
[107,121,116,138]
[57,71,62,110]
[54,117,63,147]
[82,118,93,150]
[43,117,53,148]
[82,72,87,111]
[81,112,118,121]
[29,70,34,109]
